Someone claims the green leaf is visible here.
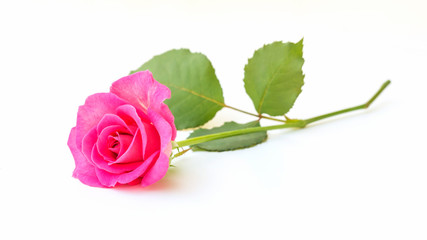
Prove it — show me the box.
[243,39,305,116]
[188,121,267,152]
[131,49,224,130]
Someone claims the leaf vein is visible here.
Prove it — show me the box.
[167,83,224,107]
[257,65,284,113]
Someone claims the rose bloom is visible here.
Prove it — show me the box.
[67,71,176,187]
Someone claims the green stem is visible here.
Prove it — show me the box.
[171,147,192,160]
[305,80,391,124]
[176,122,304,147]
[175,80,390,149]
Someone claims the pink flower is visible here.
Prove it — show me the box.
[67,71,176,187]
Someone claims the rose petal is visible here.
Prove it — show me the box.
[108,135,120,154]
[95,151,160,187]
[76,93,126,150]
[140,121,160,159]
[96,125,129,161]
[117,152,159,184]
[117,104,151,126]
[114,129,143,164]
[94,168,118,187]
[116,105,151,158]
[91,144,142,174]
[116,133,133,159]
[125,178,142,186]
[81,127,98,164]
[110,71,171,113]
[140,152,170,187]
[164,141,173,158]
[159,103,176,141]
[97,114,135,135]
[147,108,173,151]
[68,127,103,187]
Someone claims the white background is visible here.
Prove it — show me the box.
[1,0,426,239]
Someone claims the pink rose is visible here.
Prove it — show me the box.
[67,71,177,187]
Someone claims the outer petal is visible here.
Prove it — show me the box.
[110,71,171,113]
[159,103,176,141]
[68,127,104,187]
[81,127,98,163]
[140,152,170,187]
[147,108,173,151]
[76,93,126,150]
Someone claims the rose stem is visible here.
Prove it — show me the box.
[174,80,391,148]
